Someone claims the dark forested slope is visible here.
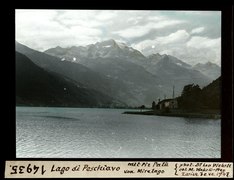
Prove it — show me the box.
[16,51,123,107]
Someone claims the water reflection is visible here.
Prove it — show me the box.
[16,107,221,158]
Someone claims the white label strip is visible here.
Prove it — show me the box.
[5,161,233,178]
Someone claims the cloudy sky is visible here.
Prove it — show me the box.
[16,10,221,65]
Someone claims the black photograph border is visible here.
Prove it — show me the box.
[2,1,233,178]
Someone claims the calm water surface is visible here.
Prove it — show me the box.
[16,107,221,158]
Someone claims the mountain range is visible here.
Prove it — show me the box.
[16,51,124,107]
[16,41,153,106]
[193,61,221,80]
[16,39,221,107]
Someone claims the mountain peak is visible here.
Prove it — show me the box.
[95,39,131,50]
[96,39,117,47]
[148,53,162,59]
[162,54,169,58]
[195,61,220,68]
[161,54,169,61]
[105,39,116,43]
[193,61,221,80]
[55,46,63,49]
[205,61,218,66]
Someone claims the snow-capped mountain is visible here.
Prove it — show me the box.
[17,41,164,106]
[16,41,129,107]
[43,39,216,105]
[45,39,146,64]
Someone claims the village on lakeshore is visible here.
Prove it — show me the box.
[124,78,221,119]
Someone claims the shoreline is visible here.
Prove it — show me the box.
[123,110,221,119]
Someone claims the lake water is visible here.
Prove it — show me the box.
[16,107,221,158]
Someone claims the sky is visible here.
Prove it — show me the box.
[15,10,221,65]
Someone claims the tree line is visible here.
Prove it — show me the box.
[177,77,221,111]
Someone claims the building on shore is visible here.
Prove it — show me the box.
[156,85,178,110]
[157,98,178,110]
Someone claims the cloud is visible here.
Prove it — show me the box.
[132,30,190,51]
[113,20,186,39]
[175,11,221,16]
[54,10,113,28]
[185,36,221,65]
[191,27,205,34]
[156,30,190,44]
[15,10,221,65]
[113,24,152,39]
[186,36,220,49]
[69,26,102,37]
[132,31,221,66]
[95,10,118,21]
[16,10,104,50]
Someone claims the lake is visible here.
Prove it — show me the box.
[16,107,221,158]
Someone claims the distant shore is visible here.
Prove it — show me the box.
[123,110,221,119]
